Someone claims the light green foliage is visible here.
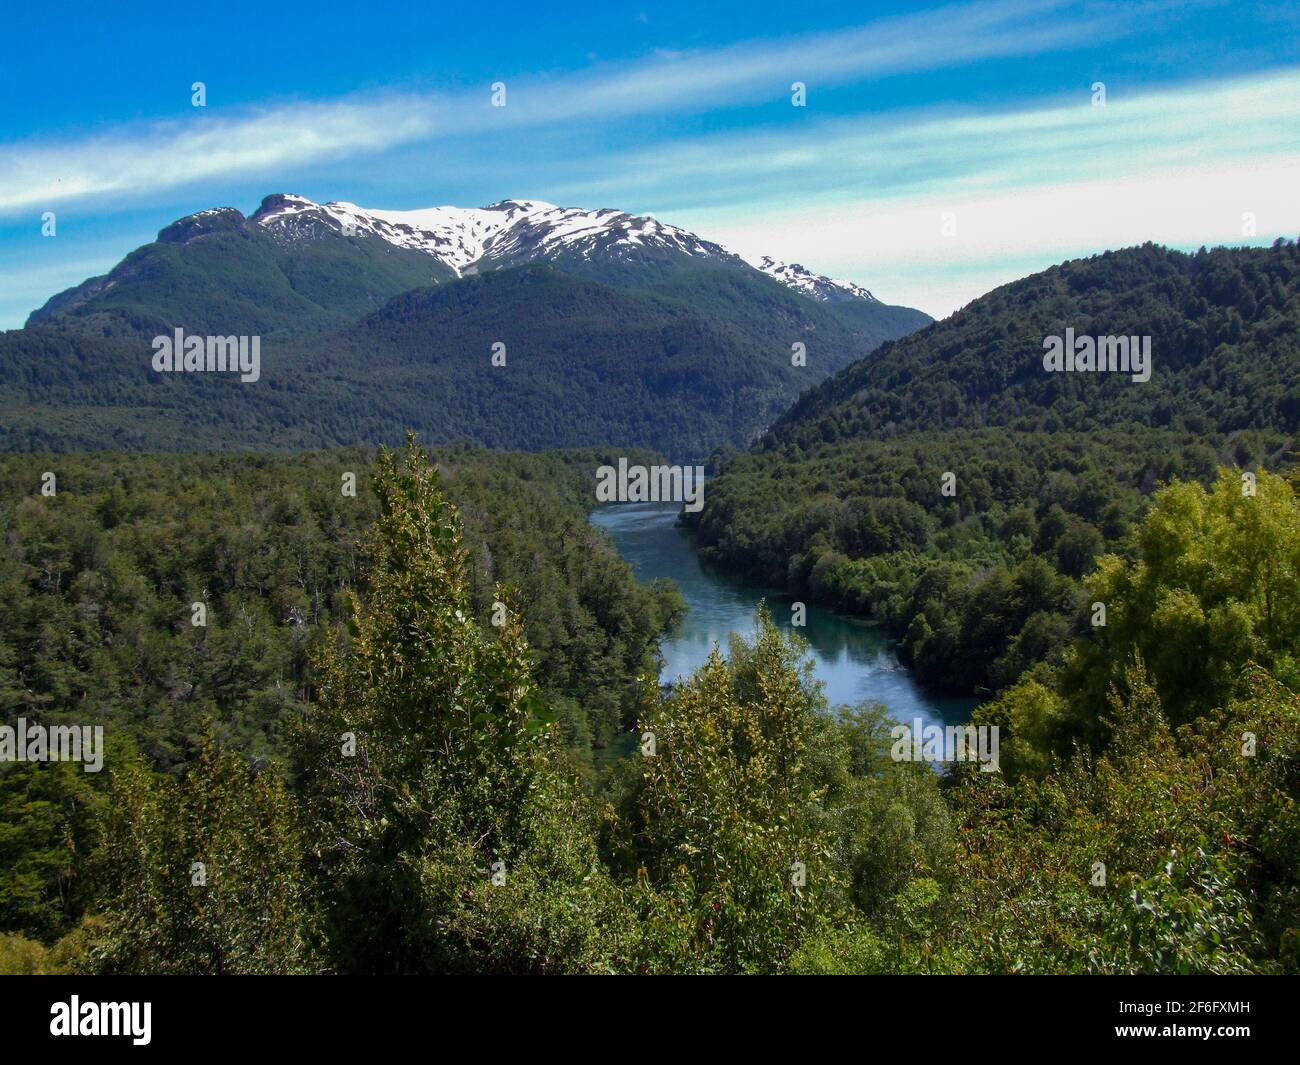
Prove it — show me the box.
[1070,468,1300,725]
[91,734,319,974]
[622,610,959,973]
[629,607,838,972]
[942,665,1298,973]
[936,467,1300,973]
[974,677,1066,779]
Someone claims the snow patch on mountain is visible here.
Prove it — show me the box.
[249,193,877,301]
[747,255,878,303]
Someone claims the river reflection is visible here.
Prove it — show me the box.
[590,500,975,731]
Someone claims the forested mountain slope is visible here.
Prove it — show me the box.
[4,195,929,456]
[689,241,1300,696]
[771,241,1300,445]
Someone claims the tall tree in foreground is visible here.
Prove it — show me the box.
[296,436,626,973]
[625,607,843,973]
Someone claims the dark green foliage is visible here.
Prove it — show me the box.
[27,208,453,339]
[773,240,1300,443]
[0,443,680,943]
[0,445,675,763]
[0,760,100,940]
[3,257,926,457]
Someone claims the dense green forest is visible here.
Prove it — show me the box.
[1,240,1296,975]
[688,241,1300,696]
[772,241,1300,442]
[0,444,681,771]
[3,196,926,458]
[687,427,1295,696]
[0,443,681,951]
[1,440,1295,974]
[1,266,917,458]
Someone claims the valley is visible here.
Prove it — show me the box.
[1,200,1296,981]
[590,498,975,730]
[6,0,1300,1006]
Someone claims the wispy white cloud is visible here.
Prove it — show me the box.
[0,96,439,214]
[560,67,1300,211]
[698,157,1300,317]
[0,0,1145,216]
[599,68,1300,316]
[490,0,1135,127]
[1,0,1291,327]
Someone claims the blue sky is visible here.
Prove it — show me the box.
[2,0,1299,326]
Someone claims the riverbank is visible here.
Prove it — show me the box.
[590,499,975,731]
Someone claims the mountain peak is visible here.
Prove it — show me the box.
[157,206,246,245]
[243,194,725,277]
[67,193,894,314]
[748,254,878,303]
[482,198,557,214]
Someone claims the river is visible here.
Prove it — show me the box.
[590,500,976,730]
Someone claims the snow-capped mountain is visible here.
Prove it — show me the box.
[18,190,933,455]
[249,193,878,303]
[750,255,877,303]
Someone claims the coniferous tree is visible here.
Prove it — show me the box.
[296,436,627,973]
